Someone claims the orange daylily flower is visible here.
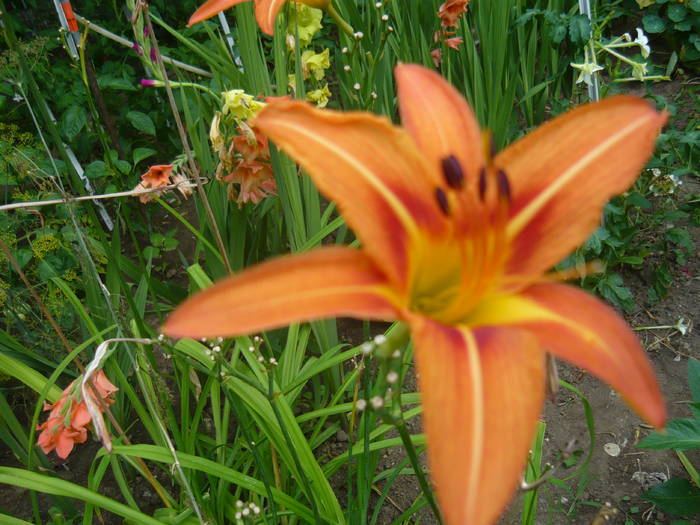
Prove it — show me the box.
[163,64,667,524]
[37,370,118,459]
[188,0,328,35]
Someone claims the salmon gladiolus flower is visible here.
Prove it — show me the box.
[37,370,118,459]
[439,0,470,28]
[164,64,667,524]
[133,164,175,204]
[188,0,329,35]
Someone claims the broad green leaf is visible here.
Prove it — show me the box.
[126,110,156,136]
[551,24,567,44]
[643,14,666,33]
[97,76,138,91]
[643,478,700,516]
[690,0,700,11]
[115,159,131,175]
[133,147,157,165]
[60,106,87,141]
[13,248,32,269]
[84,160,107,179]
[568,15,591,44]
[638,418,700,450]
[667,4,688,22]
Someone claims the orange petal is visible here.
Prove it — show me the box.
[163,247,401,339]
[409,314,545,525]
[254,0,288,34]
[500,96,667,277]
[254,99,447,289]
[188,0,250,26]
[470,283,666,428]
[395,64,483,191]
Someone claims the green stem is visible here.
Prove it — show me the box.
[156,197,225,266]
[393,415,443,523]
[374,322,411,360]
[164,81,220,99]
[677,451,700,488]
[327,3,354,36]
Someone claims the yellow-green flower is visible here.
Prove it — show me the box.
[302,48,330,80]
[306,84,331,107]
[287,3,323,48]
[222,90,265,121]
[32,234,60,259]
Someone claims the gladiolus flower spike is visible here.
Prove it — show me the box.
[37,370,118,459]
[164,64,667,525]
[188,0,330,35]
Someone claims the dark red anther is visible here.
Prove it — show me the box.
[478,167,487,201]
[497,168,511,202]
[435,188,450,215]
[441,155,464,189]
[489,134,497,160]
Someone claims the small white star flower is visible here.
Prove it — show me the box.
[635,28,650,58]
[632,61,648,81]
[571,61,604,86]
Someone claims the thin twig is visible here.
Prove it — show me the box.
[74,13,212,77]
[0,180,201,212]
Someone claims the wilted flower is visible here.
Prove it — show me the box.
[171,173,194,199]
[209,112,225,154]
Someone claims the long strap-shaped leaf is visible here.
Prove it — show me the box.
[0,467,163,525]
[113,444,315,522]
